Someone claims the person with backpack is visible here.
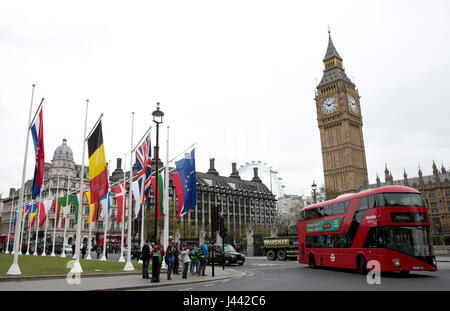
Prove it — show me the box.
[190,244,200,275]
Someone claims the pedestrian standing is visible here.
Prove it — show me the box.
[140,240,151,279]
[96,245,101,259]
[190,244,199,275]
[180,243,191,279]
[173,242,180,275]
[198,242,209,276]
[81,243,87,259]
[151,242,164,283]
[165,245,175,280]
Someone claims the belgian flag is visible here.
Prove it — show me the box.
[88,120,109,204]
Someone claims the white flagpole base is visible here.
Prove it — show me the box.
[123,261,135,271]
[33,252,38,256]
[118,256,125,262]
[72,254,76,259]
[138,259,143,264]
[50,252,55,257]
[25,251,30,255]
[7,263,21,275]
[162,262,167,269]
[100,256,107,261]
[5,250,10,254]
[70,261,83,274]
[61,252,66,258]
[41,252,46,256]
[86,254,92,260]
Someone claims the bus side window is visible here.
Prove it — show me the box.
[357,196,368,211]
[368,195,375,209]
[323,206,332,217]
[375,194,385,207]
[317,207,324,218]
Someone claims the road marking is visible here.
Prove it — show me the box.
[204,283,216,287]
[222,279,230,283]
[178,288,192,291]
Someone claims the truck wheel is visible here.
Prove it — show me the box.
[277,250,287,261]
[266,250,276,261]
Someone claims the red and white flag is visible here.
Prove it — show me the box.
[113,182,127,224]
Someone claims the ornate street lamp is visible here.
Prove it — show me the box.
[152,102,164,244]
[311,181,317,204]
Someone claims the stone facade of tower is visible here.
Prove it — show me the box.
[315,32,369,198]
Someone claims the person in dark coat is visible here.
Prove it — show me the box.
[173,243,180,275]
[151,242,165,283]
[140,240,151,279]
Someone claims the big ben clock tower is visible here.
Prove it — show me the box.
[315,31,369,198]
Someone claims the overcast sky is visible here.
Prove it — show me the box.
[1,0,449,200]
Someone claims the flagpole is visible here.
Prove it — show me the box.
[162,126,170,266]
[5,191,15,254]
[51,173,60,256]
[118,153,126,262]
[33,183,43,255]
[61,173,70,258]
[19,188,28,256]
[124,112,135,271]
[70,99,89,274]
[42,183,50,256]
[7,84,36,275]
[101,162,111,261]
[86,207,93,260]
[26,196,33,255]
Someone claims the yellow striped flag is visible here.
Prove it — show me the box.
[88,120,109,204]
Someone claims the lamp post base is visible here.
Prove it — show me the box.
[70,261,83,274]
[7,263,22,275]
[123,261,135,271]
[118,256,125,262]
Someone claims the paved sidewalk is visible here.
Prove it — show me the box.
[0,265,244,291]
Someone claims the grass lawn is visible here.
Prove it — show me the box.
[0,254,142,277]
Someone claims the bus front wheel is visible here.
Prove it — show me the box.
[308,254,316,269]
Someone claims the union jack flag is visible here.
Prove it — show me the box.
[135,133,152,203]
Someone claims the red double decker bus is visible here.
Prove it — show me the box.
[298,185,437,274]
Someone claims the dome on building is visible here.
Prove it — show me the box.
[53,138,73,159]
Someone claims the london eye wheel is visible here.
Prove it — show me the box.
[238,161,286,199]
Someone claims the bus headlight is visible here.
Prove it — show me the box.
[392,258,401,267]
[432,257,437,267]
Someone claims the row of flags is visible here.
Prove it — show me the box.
[23,102,197,232]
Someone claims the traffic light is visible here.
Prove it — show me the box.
[219,215,227,238]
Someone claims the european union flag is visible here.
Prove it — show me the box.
[175,148,196,217]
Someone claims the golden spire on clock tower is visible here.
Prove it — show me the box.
[314,31,369,199]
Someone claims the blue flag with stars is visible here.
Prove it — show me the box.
[175,148,196,217]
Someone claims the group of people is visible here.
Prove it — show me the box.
[139,240,209,282]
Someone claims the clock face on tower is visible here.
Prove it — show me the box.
[321,96,337,114]
[348,95,358,113]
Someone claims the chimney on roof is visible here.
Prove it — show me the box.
[9,188,15,197]
[207,158,219,176]
[230,163,241,180]
[117,158,122,170]
[251,167,262,183]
